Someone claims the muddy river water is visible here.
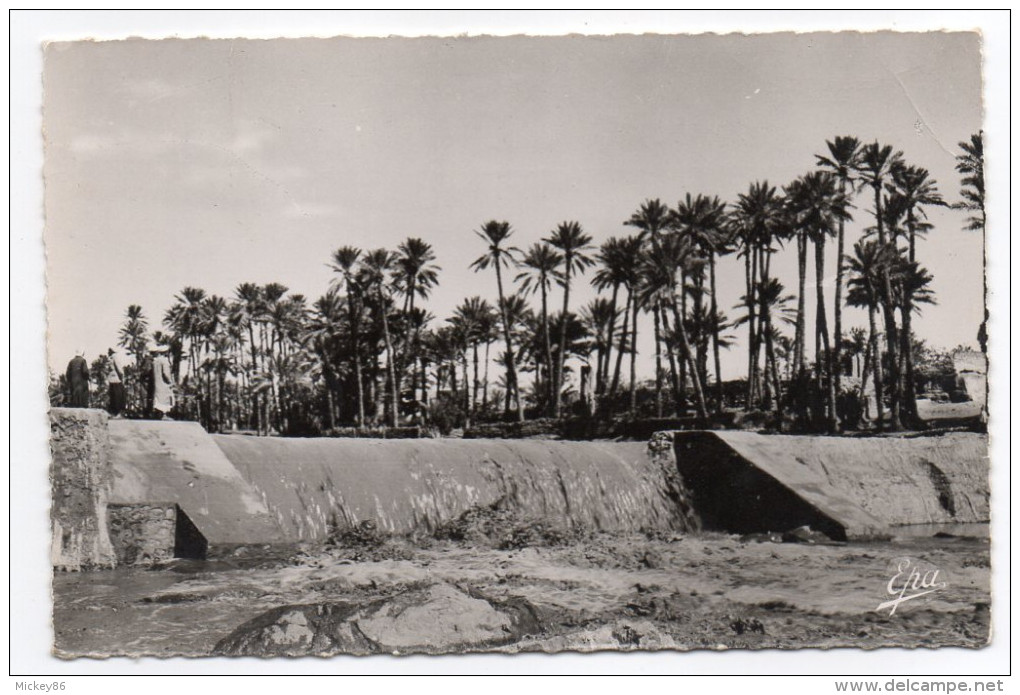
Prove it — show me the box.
[53,524,991,657]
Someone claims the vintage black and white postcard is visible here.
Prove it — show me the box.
[19,11,1007,677]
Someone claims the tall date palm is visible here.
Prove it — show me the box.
[516,243,563,410]
[858,141,904,429]
[330,246,367,427]
[545,221,594,418]
[673,193,728,411]
[816,135,862,401]
[626,199,709,418]
[471,221,525,423]
[361,249,400,427]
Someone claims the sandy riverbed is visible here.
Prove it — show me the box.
[53,526,990,657]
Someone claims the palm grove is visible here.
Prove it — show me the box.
[54,134,985,435]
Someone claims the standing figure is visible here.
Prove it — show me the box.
[141,352,155,416]
[150,345,175,419]
[106,347,127,417]
[65,349,90,408]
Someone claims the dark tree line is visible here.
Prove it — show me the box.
[52,134,983,435]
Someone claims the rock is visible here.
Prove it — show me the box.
[611,624,642,646]
[727,616,766,636]
[213,582,542,656]
[740,531,783,544]
[781,525,838,545]
[522,619,677,652]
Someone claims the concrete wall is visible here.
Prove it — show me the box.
[49,409,116,570]
[100,420,690,547]
[107,420,287,546]
[673,431,989,540]
[53,412,990,561]
[213,436,691,541]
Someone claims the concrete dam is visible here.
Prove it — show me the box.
[48,408,989,570]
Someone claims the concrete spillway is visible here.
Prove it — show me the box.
[49,410,990,569]
[213,435,690,541]
[98,417,689,548]
[106,420,287,546]
[672,430,989,541]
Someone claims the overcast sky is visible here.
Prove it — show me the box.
[43,32,983,378]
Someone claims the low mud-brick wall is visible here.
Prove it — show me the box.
[49,408,117,570]
[670,431,989,541]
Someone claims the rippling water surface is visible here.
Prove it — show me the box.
[53,523,990,657]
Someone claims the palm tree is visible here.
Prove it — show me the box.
[233,283,267,432]
[729,182,783,410]
[273,293,309,432]
[542,309,590,408]
[734,278,794,421]
[451,296,496,419]
[816,135,862,402]
[444,314,473,421]
[859,142,903,245]
[889,162,945,263]
[166,287,207,386]
[843,327,870,403]
[516,243,563,410]
[642,228,709,419]
[361,249,400,427]
[329,246,366,427]
[592,237,631,408]
[262,282,289,347]
[403,307,436,415]
[395,238,440,410]
[786,171,850,431]
[470,220,524,423]
[259,283,291,431]
[892,256,936,426]
[626,199,709,418]
[858,141,905,429]
[428,323,467,414]
[308,289,346,430]
[545,221,594,418]
[604,236,644,410]
[955,132,985,233]
[474,307,499,411]
[636,244,681,415]
[846,240,898,430]
[955,132,986,352]
[579,297,618,410]
[777,183,809,379]
[117,304,149,412]
[625,257,644,417]
[165,287,209,423]
[201,294,229,430]
[118,304,149,363]
[672,193,729,411]
[498,293,533,415]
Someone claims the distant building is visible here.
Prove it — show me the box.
[951,350,987,407]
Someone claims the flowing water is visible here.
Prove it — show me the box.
[52,523,990,657]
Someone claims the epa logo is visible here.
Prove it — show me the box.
[876,557,948,616]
